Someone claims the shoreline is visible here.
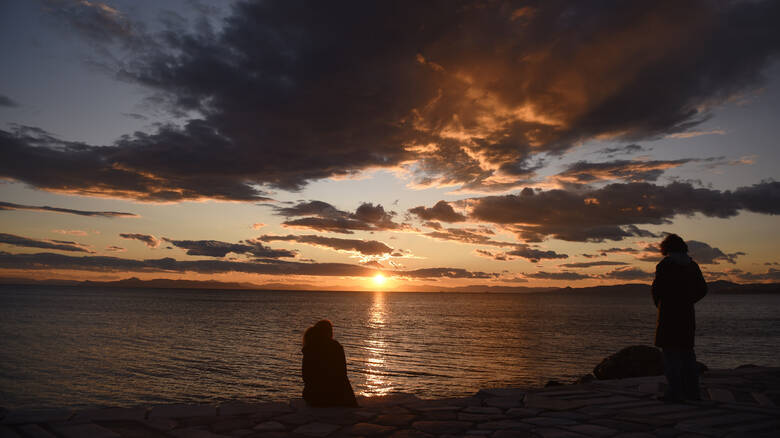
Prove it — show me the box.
[2,366,778,438]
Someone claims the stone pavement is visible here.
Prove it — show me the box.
[2,366,778,438]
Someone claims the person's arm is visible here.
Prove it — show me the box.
[691,262,708,303]
[302,352,314,385]
[651,261,665,307]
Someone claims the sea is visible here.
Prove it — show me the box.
[1,285,778,410]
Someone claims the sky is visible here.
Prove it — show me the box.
[1,0,779,291]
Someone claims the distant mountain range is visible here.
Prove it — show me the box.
[0,276,778,294]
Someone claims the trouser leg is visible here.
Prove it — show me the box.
[663,348,683,400]
[681,349,701,400]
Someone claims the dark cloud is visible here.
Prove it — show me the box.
[734,268,780,282]
[274,201,402,234]
[422,226,567,262]
[0,251,493,279]
[119,233,160,248]
[599,266,653,281]
[409,200,466,223]
[469,181,780,242]
[2,1,778,200]
[555,159,692,185]
[638,240,745,265]
[258,234,393,257]
[105,245,126,252]
[594,144,649,158]
[0,233,92,253]
[164,238,296,258]
[525,271,591,281]
[0,201,138,218]
[559,261,629,268]
[0,94,19,107]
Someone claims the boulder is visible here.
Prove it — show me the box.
[593,345,664,380]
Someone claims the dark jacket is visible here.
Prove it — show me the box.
[302,339,358,407]
[651,253,708,349]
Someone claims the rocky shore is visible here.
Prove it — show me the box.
[2,366,778,438]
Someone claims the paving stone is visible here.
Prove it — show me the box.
[506,408,543,418]
[523,394,589,411]
[210,418,254,433]
[532,428,587,438]
[1,409,72,424]
[563,423,617,437]
[169,427,231,438]
[149,404,217,419]
[574,407,615,418]
[464,430,492,436]
[464,406,504,415]
[589,418,651,433]
[219,401,292,417]
[652,426,683,437]
[253,421,286,431]
[611,434,656,438]
[412,420,472,434]
[484,397,523,409]
[625,403,697,416]
[276,412,316,425]
[71,407,148,422]
[750,392,775,406]
[477,388,527,399]
[180,415,224,428]
[657,408,728,421]
[539,411,590,421]
[50,423,122,438]
[521,416,578,426]
[388,430,433,438]
[477,420,533,430]
[359,394,421,408]
[91,420,171,438]
[374,414,416,426]
[459,413,506,422]
[344,422,395,435]
[637,383,663,394]
[676,412,766,428]
[0,425,22,438]
[293,422,341,437]
[16,424,56,438]
[491,430,537,438]
[707,388,736,403]
[143,417,178,431]
[611,413,675,427]
[727,418,780,433]
[229,430,254,437]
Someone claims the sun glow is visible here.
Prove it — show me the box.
[372,274,386,286]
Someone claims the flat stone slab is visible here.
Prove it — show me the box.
[50,423,122,438]
[16,424,56,438]
[345,422,396,435]
[412,420,472,434]
[71,406,148,422]
[2,409,72,424]
[149,404,216,419]
[292,422,340,437]
[169,428,231,438]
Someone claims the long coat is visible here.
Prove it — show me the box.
[651,254,708,349]
[302,339,358,407]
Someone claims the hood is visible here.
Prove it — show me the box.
[667,252,692,265]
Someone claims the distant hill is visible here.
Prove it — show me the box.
[0,276,777,294]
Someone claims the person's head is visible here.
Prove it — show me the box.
[314,319,333,340]
[659,233,688,255]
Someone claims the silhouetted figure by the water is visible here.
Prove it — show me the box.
[652,234,708,402]
[302,320,358,407]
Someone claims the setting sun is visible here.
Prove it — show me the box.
[373,274,386,286]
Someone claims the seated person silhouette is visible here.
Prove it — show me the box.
[302,320,358,407]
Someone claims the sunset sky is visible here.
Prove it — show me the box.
[1,0,779,290]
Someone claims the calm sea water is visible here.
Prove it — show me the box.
[1,285,778,409]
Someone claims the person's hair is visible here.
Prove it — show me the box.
[314,319,333,340]
[659,233,688,255]
[302,320,334,348]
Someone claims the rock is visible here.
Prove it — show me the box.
[574,374,595,384]
[345,422,396,435]
[292,422,340,437]
[544,380,564,387]
[593,345,664,380]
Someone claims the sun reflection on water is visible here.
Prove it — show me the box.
[360,291,392,396]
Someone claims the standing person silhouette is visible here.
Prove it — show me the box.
[651,234,708,402]
[301,320,358,407]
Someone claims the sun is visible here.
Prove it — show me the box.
[373,274,386,286]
